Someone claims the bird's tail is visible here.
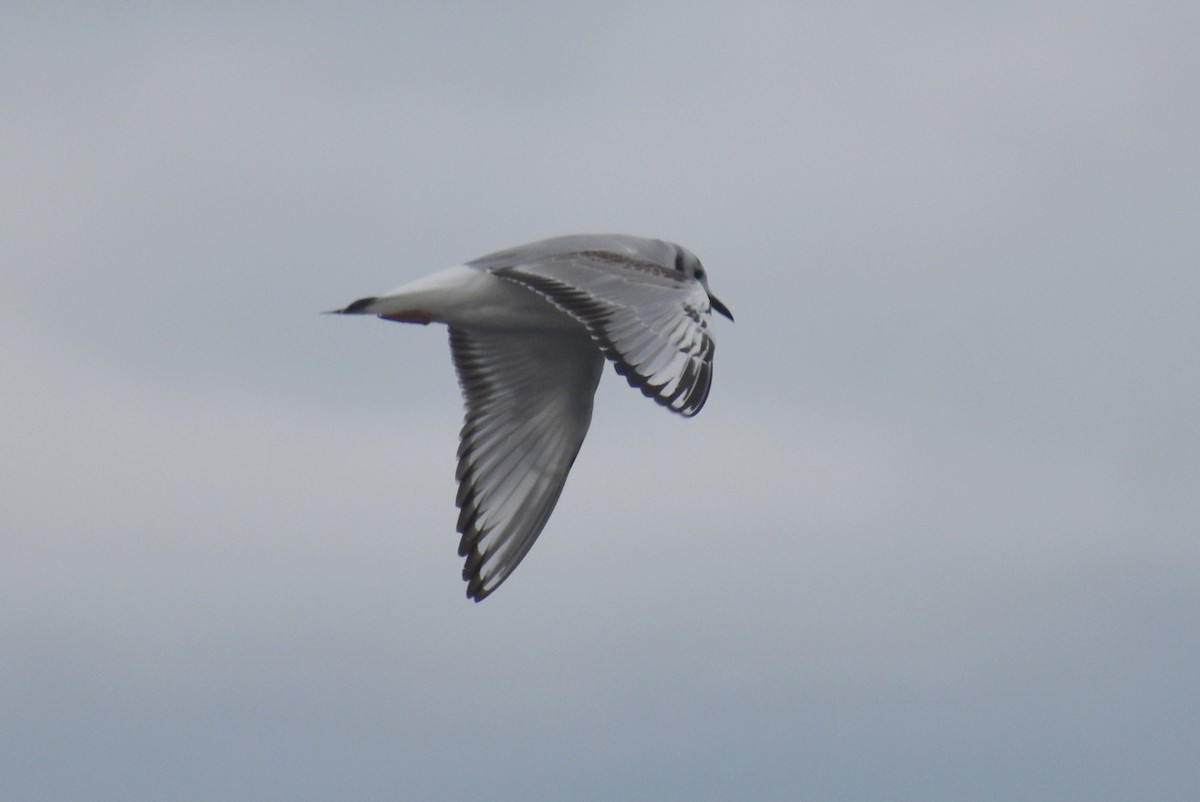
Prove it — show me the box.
[325,296,380,315]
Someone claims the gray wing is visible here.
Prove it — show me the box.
[493,250,716,416]
[449,326,604,601]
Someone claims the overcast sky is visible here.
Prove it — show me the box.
[3,3,1198,800]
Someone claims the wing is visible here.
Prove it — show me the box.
[449,326,604,601]
[493,251,716,417]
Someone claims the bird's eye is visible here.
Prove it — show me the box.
[694,268,705,280]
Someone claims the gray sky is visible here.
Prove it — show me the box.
[4,3,1198,800]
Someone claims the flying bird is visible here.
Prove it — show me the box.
[332,234,733,600]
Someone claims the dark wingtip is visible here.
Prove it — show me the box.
[466,580,493,602]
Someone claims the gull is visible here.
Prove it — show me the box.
[332,234,733,600]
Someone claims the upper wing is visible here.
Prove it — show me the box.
[494,251,717,417]
[449,326,604,601]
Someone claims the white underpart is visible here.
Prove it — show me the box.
[367,266,579,331]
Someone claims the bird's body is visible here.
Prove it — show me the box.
[334,234,732,600]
